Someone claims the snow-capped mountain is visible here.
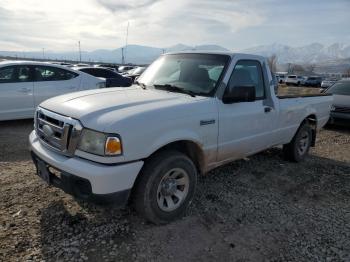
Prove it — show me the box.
[241,43,350,64]
[0,44,229,64]
[1,43,349,69]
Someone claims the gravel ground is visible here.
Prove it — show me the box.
[0,119,349,262]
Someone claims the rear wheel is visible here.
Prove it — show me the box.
[283,123,312,162]
[132,150,197,224]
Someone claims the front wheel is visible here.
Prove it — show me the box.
[283,123,312,162]
[132,150,197,224]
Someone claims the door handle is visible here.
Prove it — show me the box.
[264,106,272,113]
[18,88,31,93]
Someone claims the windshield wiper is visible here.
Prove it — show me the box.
[153,84,196,97]
[135,80,147,89]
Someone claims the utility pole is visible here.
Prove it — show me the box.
[124,21,129,64]
[78,41,82,62]
[42,48,45,60]
[121,48,125,64]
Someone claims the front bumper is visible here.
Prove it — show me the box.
[29,130,144,205]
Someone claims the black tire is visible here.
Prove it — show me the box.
[132,150,197,224]
[283,123,312,162]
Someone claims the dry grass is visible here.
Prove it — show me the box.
[277,84,322,96]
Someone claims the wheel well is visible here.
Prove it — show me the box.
[148,141,205,175]
[304,114,317,146]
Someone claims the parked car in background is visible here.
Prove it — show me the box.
[51,62,73,67]
[93,65,118,73]
[74,63,89,67]
[74,67,132,87]
[95,64,120,72]
[123,66,146,81]
[304,76,322,87]
[275,74,286,84]
[0,61,106,121]
[285,75,304,86]
[29,52,332,224]
[321,78,337,88]
[100,66,118,73]
[325,79,350,122]
[118,65,135,73]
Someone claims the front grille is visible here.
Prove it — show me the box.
[35,108,83,156]
[332,106,350,114]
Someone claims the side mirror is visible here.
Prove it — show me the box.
[222,85,256,104]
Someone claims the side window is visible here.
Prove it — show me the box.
[96,69,111,78]
[227,60,265,100]
[81,68,97,77]
[16,66,31,82]
[0,66,16,83]
[34,66,78,82]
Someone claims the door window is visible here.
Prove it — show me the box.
[227,60,265,99]
[0,66,15,83]
[97,69,117,78]
[17,66,31,82]
[34,66,78,81]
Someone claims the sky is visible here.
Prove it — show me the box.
[0,0,349,52]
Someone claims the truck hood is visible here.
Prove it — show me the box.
[39,86,210,130]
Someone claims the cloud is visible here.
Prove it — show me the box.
[0,0,348,52]
[96,0,162,11]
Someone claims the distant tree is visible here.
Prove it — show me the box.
[304,64,316,74]
[292,64,306,75]
[267,54,278,73]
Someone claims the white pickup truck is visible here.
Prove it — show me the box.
[29,52,332,224]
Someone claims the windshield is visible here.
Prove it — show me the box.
[326,81,350,95]
[137,53,230,96]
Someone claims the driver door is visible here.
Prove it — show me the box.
[217,58,277,162]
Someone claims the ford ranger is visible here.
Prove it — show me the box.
[29,52,332,224]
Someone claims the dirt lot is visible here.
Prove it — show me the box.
[0,119,349,262]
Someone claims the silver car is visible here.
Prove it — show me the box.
[326,80,350,122]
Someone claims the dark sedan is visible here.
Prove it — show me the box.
[74,67,132,87]
[304,76,322,87]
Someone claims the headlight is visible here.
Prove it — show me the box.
[77,129,122,156]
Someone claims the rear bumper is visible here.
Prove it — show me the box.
[29,130,144,205]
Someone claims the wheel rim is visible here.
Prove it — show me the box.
[297,131,310,155]
[156,168,190,212]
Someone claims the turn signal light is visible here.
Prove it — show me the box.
[105,137,122,155]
